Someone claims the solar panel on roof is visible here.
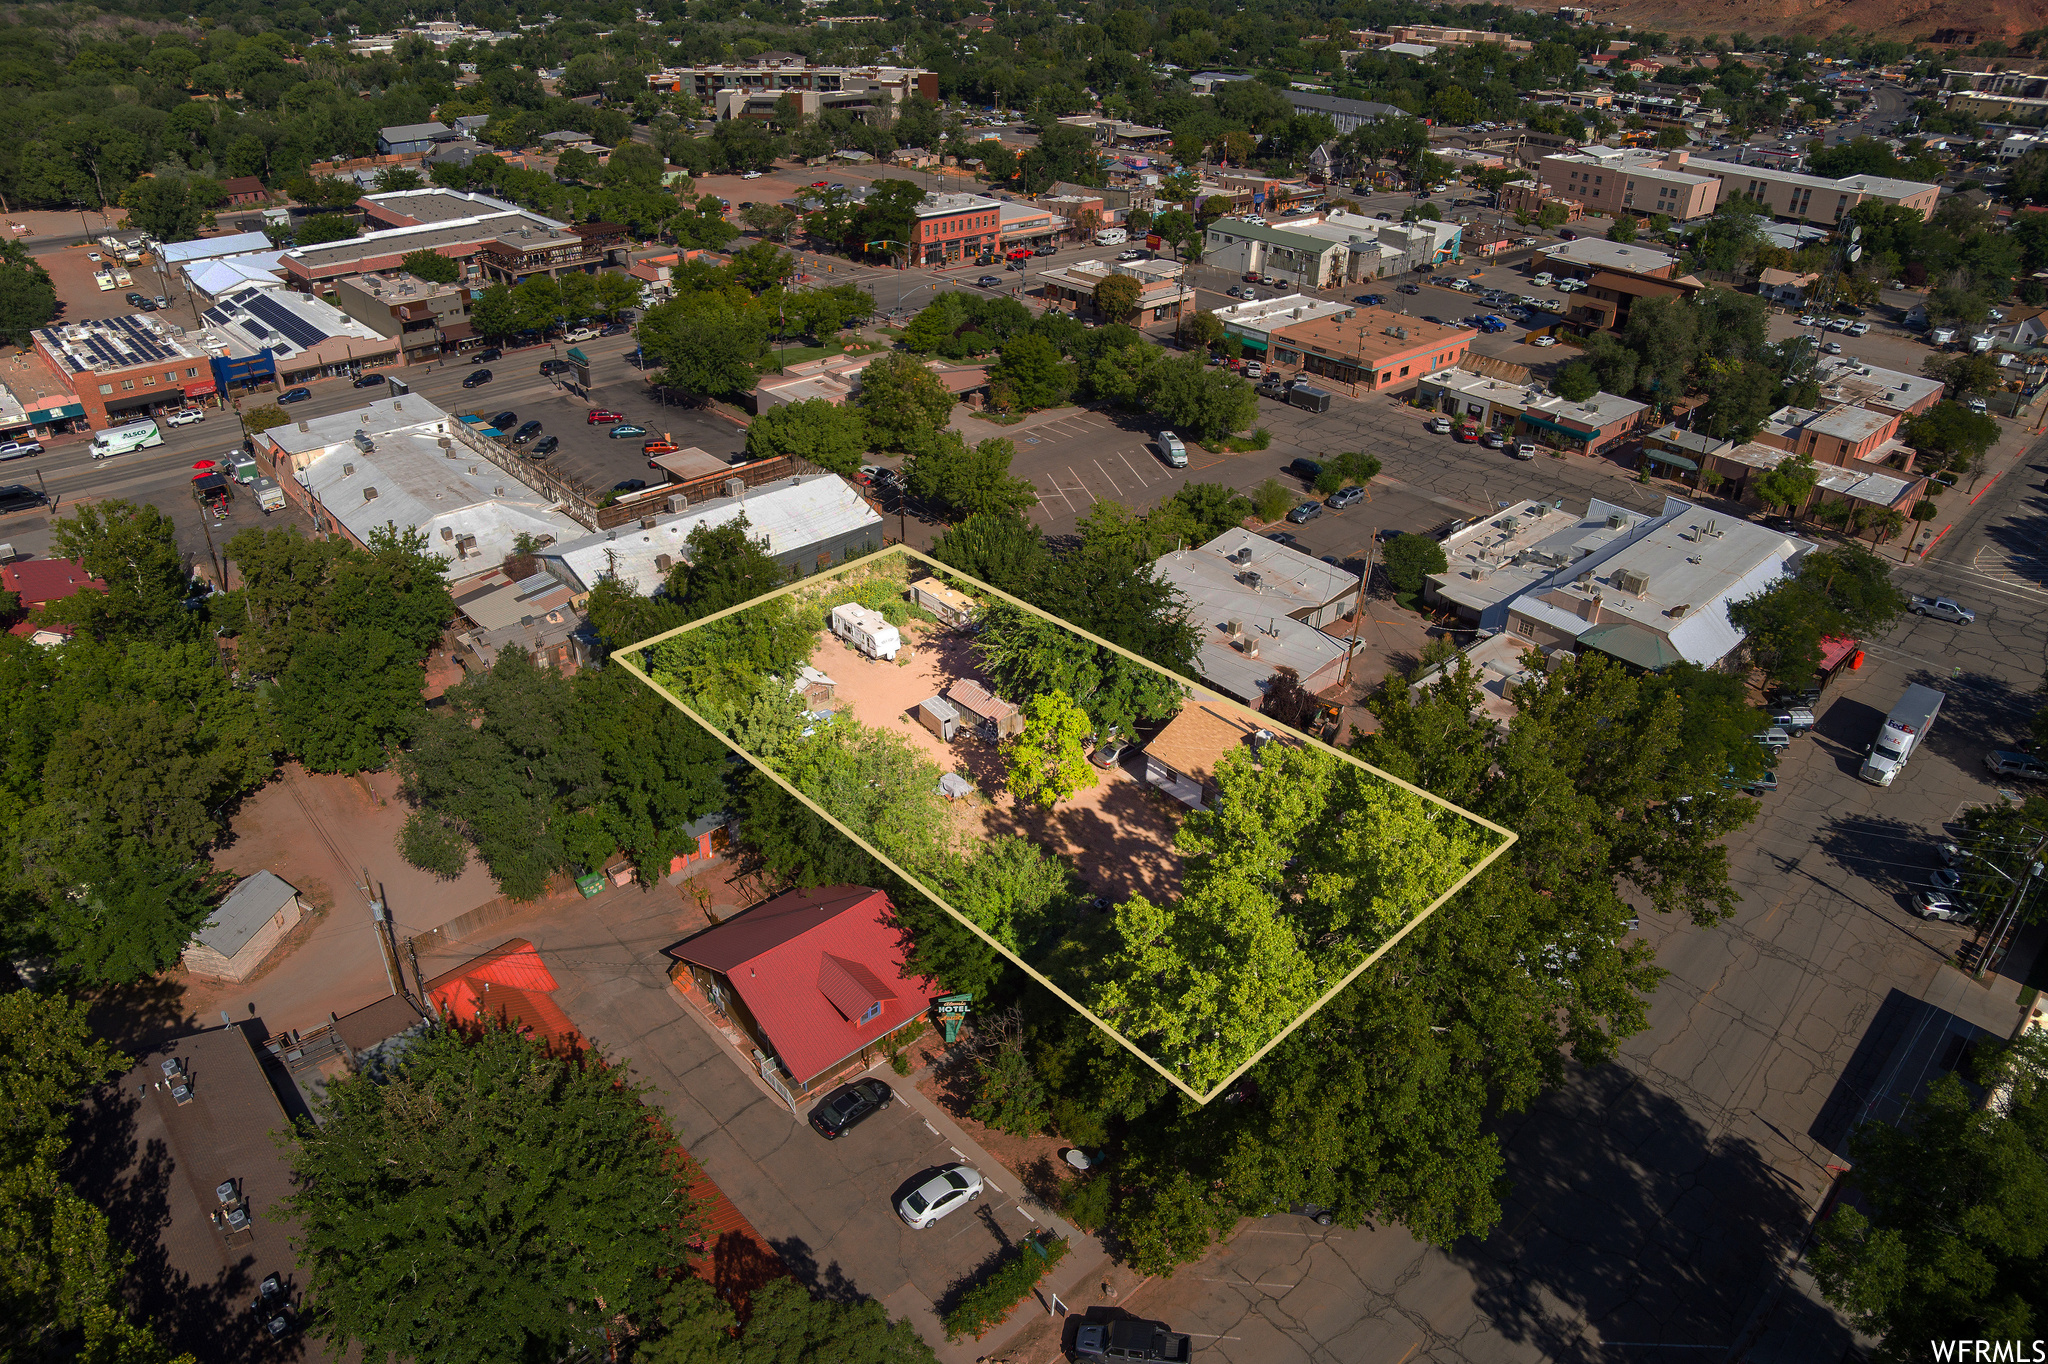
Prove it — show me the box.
[243,321,269,338]
[245,293,328,351]
[203,307,228,326]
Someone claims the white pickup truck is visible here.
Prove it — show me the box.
[1910,596,1976,624]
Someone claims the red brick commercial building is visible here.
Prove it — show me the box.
[1267,307,1479,394]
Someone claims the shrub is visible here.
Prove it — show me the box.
[1381,532,1448,596]
[1252,477,1294,522]
[890,1050,913,1076]
[1059,1173,1112,1231]
[940,1233,1070,1340]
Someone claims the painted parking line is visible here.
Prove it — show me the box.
[1066,466,1096,503]
[1116,449,1153,487]
[923,1120,941,1136]
[1036,478,1075,513]
[1092,459,1125,498]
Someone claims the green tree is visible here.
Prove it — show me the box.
[281,1023,700,1364]
[1810,1030,2048,1358]
[373,166,425,193]
[901,432,1038,520]
[1381,532,1448,596]
[294,213,359,246]
[1753,453,1819,517]
[742,398,869,475]
[856,352,956,451]
[1902,400,2000,466]
[1092,273,1141,323]
[930,511,1047,594]
[275,626,425,774]
[43,500,193,644]
[1607,213,1638,243]
[121,176,201,242]
[0,240,59,345]
[1003,690,1097,806]
[400,248,459,284]
[1147,353,1257,443]
[989,333,1074,412]
[971,602,1185,742]
[641,296,770,400]
[1552,361,1600,403]
[469,283,519,339]
[1729,541,1908,687]
[665,517,788,619]
[0,990,186,1364]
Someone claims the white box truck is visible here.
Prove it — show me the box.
[1095,227,1128,245]
[830,603,901,660]
[89,419,164,460]
[1860,682,1944,786]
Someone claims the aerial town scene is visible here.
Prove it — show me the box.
[1,0,2044,1361]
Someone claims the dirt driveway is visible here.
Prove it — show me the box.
[813,624,1185,906]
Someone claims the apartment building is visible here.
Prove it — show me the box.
[1536,147,1722,221]
[1267,307,1478,395]
[330,272,478,362]
[1686,160,1940,224]
[645,57,935,120]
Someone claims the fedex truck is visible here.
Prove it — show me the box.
[1860,683,1944,787]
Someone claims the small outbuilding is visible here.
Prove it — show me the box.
[915,695,961,742]
[794,665,837,707]
[947,679,1023,739]
[939,772,974,800]
[180,871,304,981]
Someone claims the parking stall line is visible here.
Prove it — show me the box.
[950,1146,965,1159]
[1016,1207,1036,1223]
[923,1120,941,1135]
[1115,449,1153,487]
[1066,466,1095,503]
[1092,459,1125,498]
[984,1179,1002,1193]
[1037,478,1075,513]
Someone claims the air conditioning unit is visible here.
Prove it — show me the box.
[1612,567,1650,595]
[724,478,745,498]
[667,493,690,513]
[341,462,355,476]
[1606,513,1627,529]
[363,486,379,501]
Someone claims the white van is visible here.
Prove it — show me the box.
[89,419,164,460]
[1532,272,1554,287]
[1095,228,1128,246]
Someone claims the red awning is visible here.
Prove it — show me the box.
[182,379,218,398]
[1818,636,1858,671]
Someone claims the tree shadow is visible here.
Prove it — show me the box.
[765,1235,865,1306]
[85,975,197,1061]
[701,1228,789,1322]
[1806,986,1993,1160]
[1458,1062,1835,1361]
[982,776,1184,908]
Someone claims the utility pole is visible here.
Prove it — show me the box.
[1342,536,1378,687]
[363,870,402,1001]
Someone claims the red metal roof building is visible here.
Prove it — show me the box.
[2,558,105,643]
[424,938,583,1055]
[663,886,941,1091]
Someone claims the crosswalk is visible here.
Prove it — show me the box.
[1955,546,2048,602]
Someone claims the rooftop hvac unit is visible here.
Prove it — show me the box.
[1575,571,1594,588]
[1612,567,1650,595]
[725,477,745,498]
[1606,512,1628,529]
[667,493,689,513]
[640,515,657,529]
[298,420,311,432]
[342,462,355,476]
[363,486,379,501]
[1242,570,1262,589]
[1224,619,1243,637]
[656,553,673,572]
[493,485,505,497]
[441,527,454,541]
[438,436,452,449]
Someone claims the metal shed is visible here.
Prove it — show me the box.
[915,695,961,742]
[911,578,979,626]
[947,680,1023,739]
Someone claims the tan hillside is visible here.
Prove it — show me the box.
[1574,0,2048,44]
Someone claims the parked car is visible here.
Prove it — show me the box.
[1073,1317,1194,1361]
[588,409,625,424]
[531,435,558,456]
[1326,484,1366,509]
[463,369,493,388]
[643,440,680,458]
[513,420,543,444]
[346,372,383,389]
[1511,442,1537,460]
[1264,531,1297,546]
[165,408,205,427]
[602,323,632,336]
[1033,244,1057,257]
[1286,500,1323,525]
[0,439,43,460]
[1753,727,1793,750]
[278,387,311,403]
[1532,335,1557,347]
[807,1078,892,1138]
[609,424,648,438]
[1911,889,1972,923]
[1355,293,1384,305]
[1480,430,1506,449]
[487,410,518,430]
[1397,283,1421,295]
[1986,751,2048,780]
[0,484,49,514]
[472,347,502,363]
[741,170,764,179]
[1910,596,1976,624]
[1242,360,1264,379]
[1287,457,1322,481]
[612,478,647,493]
[1454,424,1479,442]
[897,1164,983,1229]
[1426,416,1453,434]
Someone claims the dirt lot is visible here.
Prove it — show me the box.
[812,622,1186,906]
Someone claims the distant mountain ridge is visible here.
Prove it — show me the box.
[1575,0,2048,44]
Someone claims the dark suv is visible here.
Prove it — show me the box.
[0,483,48,514]
[807,1078,892,1138]
[512,420,543,443]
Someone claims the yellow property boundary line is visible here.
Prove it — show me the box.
[613,543,1517,1103]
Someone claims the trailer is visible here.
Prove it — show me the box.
[253,477,286,514]
[910,578,977,625]
[830,602,901,660]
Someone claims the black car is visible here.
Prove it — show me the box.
[1265,531,1297,546]
[513,420,543,443]
[278,387,311,403]
[352,373,384,388]
[808,1078,892,1138]
[125,291,147,307]
[612,477,647,493]
[488,410,517,430]
[531,435,559,456]
[601,323,630,336]
[540,359,572,376]
[472,347,501,363]
[1287,457,1322,482]
[0,483,48,514]
[463,369,492,388]
[1287,501,1323,525]
[1033,244,1057,256]
[1326,484,1366,510]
